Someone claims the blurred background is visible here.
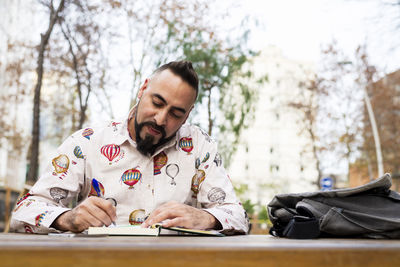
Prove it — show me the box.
[0,0,399,233]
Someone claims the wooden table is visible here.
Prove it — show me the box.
[1,233,399,266]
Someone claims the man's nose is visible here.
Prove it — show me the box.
[154,109,168,126]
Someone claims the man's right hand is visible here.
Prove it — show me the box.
[51,197,117,233]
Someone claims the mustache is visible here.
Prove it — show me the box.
[139,121,166,137]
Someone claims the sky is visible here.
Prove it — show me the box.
[228,0,399,73]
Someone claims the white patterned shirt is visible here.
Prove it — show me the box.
[10,116,249,234]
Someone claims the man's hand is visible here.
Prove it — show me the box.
[51,197,117,233]
[142,201,220,230]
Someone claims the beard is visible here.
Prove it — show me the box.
[134,118,175,156]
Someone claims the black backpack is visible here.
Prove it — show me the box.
[267,173,400,239]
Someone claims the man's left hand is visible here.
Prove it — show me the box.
[142,201,219,230]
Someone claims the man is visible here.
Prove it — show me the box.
[10,61,249,234]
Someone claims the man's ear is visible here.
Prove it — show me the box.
[137,79,149,99]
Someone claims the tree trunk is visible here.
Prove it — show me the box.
[26,0,65,185]
[207,88,213,136]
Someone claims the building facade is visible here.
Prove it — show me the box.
[228,46,319,206]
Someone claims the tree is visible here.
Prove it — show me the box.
[1,40,35,154]
[354,46,400,179]
[316,41,365,183]
[258,206,269,222]
[27,0,66,185]
[116,0,212,108]
[288,76,325,185]
[181,30,263,166]
[116,1,262,165]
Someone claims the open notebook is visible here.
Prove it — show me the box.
[87,223,224,237]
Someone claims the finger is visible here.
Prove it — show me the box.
[69,210,102,232]
[82,215,104,228]
[144,201,181,221]
[161,217,187,228]
[80,199,114,226]
[88,204,114,226]
[147,209,183,226]
[95,198,117,222]
[143,208,162,227]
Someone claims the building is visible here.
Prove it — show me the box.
[228,46,319,207]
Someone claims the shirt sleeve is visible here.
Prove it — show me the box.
[193,127,250,235]
[10,132,90,234]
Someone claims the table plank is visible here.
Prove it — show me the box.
[1,234,399,267]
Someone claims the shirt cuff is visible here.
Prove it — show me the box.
[39,207,71,231]
[203,207,236,233]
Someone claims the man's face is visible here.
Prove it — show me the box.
[131,69,196,155]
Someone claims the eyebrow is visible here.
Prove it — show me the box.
[153,94,187,114]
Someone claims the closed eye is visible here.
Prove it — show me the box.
[152,101,163,108]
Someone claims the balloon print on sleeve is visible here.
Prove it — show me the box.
[24,225,34,234]
[49,187,68,203]
[73,146,85,159]
[82,128,94,140]
[207,187,226,204]
[153,151,168,175]
[191,169,205,196]
[35,211,49,227]
[52,154,70,179]
[14,198,35,213]
[202,152,210,163]
[121,167,142,189]
[16,193,32,206]
[166,164,179,185]
[101,144,121,165]
[179,137,193,154]
[198,127,213,143]
[213,152,222,167]
[195,158,200,169]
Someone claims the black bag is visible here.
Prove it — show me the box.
[267,173,400,239]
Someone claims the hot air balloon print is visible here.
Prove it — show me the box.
[35,211,48,227]
[166,164,179,185]
[191,169,205,195]
[101,144,121,165]
[129,209,146,225]
[153,151,168,175]
[198,127,212,142]
[14,198,35,213]
[24,225,34,233]
[16,193,32,206]
[52,154,70,175]
[121,168,142,189]
[82,128,94,140]
[214,152,222,167]
[207,187,226,204]
[179,137,193,154]
[88,179,105,197]
[73,146,84,159]
[50,187,68,203]
[202,152,210,163]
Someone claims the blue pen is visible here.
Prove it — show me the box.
[92,178,116,226]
